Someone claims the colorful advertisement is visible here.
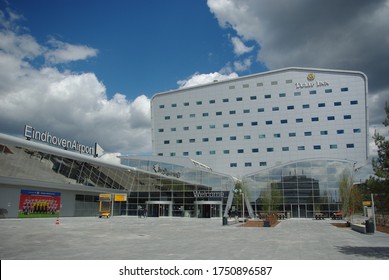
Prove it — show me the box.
[18,189,61,218]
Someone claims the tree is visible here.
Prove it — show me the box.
[260,182,282,215]
[339,171,353,218]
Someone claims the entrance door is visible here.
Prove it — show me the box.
[147,202,171,217]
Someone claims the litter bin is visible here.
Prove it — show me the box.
[222,216,228,226]
[365,219,375,234]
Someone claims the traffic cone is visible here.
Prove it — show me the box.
[55,217,59,225]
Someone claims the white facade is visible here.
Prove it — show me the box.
[151,67,368,178]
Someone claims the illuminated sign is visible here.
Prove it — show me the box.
[295,73,329,89]
[24,124,99,157]
[114,194,127,202]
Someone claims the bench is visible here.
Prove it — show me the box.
[331,212,343,220]
[314,213,325,220]
[351,223,366,234]
[277,212,286,220]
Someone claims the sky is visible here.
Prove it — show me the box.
[1,0,389,178]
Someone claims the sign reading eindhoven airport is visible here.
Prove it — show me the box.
[24,124,103,157]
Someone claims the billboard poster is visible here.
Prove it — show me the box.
[18,189,61,218]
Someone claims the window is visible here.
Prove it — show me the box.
[171,103,177,107]
[310,90,317,95]
[177,115,183,119]
[223,98,229,103]
[176,139,182,143]
[313,145,321,150]
[230,163,237,167]
[165,116,170,120]
[330,144,337,149]
[281,119,288,124]
[210,150,216,155]
[344,115,352,119]
[229,110,236,115]
[184,102,189,106]
[334,102,342,106]
[302,104,310,109]
[170,152,176,156]
[164,140,170,144]
[258,108,265,112]
[171,128,176,131]
[229,85,235,90]
[272,106,280,111]
[196,151,202,155]
[257,82,263,87]
[223,124,229,128]
[236,97,243,101]
[337,130,344,134]
[327,116,335,121]
[350,100,358,105]
[196,101,202,105]
[260,162,267,166]
[251,121,258,126]
[202,112,209,117]
[267,148,274,152]
[209,99,215,104]
[183,152,189,156]
[274,133,281,138]
[216,137,222,141]
[325,89,332,93]
[289,132,296,137]
[294,92,301,96]
[271,81,278,85]
[282,147,289,151]
[250,96,257,100]
[296,118,303,123]
[244,135,251,140]
[353,128,361,133]
[279,93,286,97]
[252,148,259,153]
[158,128,164,132]
[245,162,252,167]
[298,146,305,151]
[341,87,349,92]
[311,117,319,122]
[183,126,189,131]
[189,139,195,143]
[230,136,237,140]
[287,105,294,110]
[243,109,250,113]
[237,122,244,127]
[196,125,202,130]
[318,103,325,107]
[158,153,163,156]
[259,134,266,139]
[346,143,355,148]
[304,131,312,136]
[237,149,244,153]
[190,114,195,118]
[266,120,272,125]
[159,105,165,109]
[209,124,215,129]
[286,79,293,84]
[243,84,249,88]
[202,138,209,142]
[321,130,328,135]
[223,150,230,154]
[265,94,271,99]
[216,111,222,116]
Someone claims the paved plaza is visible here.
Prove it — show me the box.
[1,216,389,260]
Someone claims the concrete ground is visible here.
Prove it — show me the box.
[1,216,389,260]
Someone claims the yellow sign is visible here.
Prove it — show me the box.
[114,194,127,202]
[99,193,112,201]
[363,201,371,206]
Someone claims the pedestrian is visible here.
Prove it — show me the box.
[143,207,148,218]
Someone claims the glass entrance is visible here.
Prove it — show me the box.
[195,202,222,218]
[146,201,172,217]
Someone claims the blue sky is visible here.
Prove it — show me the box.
[1,0,389,179]
[5,0,264,98]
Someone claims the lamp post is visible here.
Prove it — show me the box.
[234,188,245,221]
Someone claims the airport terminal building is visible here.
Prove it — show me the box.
[0,67,368,219]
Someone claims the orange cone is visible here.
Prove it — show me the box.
[55,217,59,225]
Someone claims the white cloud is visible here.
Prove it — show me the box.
[45,38,98,64]
[233,58,252,72]
[0,10,151,154]
[177,71,238,88]
[231,36,254,56]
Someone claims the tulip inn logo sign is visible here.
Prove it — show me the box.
[24,125,102,157]
[295,73,329,89]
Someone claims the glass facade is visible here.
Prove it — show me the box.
[0,135,235,218]
[242,159,354,218]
